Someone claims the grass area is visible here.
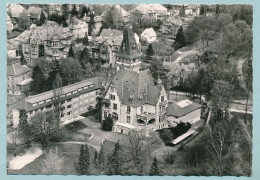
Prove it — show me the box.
[8,143,99,175]
[58,122,91,142]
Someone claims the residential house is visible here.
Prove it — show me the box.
[82,14,103,35]
[102,4,130,22]
[27,6,42,24]
[140,28,157,43]
[12,77,106,128]
[7,4,26,19]
[166,99,201,126]
[91,28,140,70]
[69,17,88,39]
[130,4,157,23]
[7,63,32,95]
[102,26,169,135]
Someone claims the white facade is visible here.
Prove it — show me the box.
[141,28,157,43]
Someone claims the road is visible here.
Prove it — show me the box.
[163,49,199,69]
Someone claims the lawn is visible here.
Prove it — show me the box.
[8,143,99,175]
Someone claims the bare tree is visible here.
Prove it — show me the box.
[41,146,64,174]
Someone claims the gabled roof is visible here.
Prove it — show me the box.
[166,99,201,118]
[112,69,161,106]
[100,28,122,37]
[7,64,31,76]
[141,28,156,38]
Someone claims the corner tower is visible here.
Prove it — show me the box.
[115,25,142,72]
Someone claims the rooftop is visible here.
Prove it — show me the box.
[166,99,202,118]
[112,69,162,106]
[7,64,31,76]
[13,77,106,112]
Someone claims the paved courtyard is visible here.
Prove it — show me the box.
[78,116,129,144]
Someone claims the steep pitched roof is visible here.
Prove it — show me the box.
[116,27,142,59]
[112,69,161,106]
[100,29,122,37]
[166,99,201,118]
[7,64,31,76]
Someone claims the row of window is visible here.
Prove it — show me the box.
[31,86,95,107]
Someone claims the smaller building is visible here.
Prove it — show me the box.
[166,99,201,126]
[7,63,32,95]
[140,28,157,43]
[69,17,89,39]
[27,6,42,24]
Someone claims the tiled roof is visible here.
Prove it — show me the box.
[112,69,161,106]
[7,64,31,76]
[12,77,106,112]
[166,99,201,118]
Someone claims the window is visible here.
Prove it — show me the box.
[61,107,65,111]
[67,98,71,102]
[161,96,164,102]
[109,94,115,100]
[46,104,52,109]
[127,116,130,123]
[61,100,65,104]
[67,111,72,116]
[67,105,71,109]
[104,111,108,118]
[113,103,117,110]
[127,106,131,114]
[35,109,38,113]
[111,87,114,92]
[141,106,143,113]
[159,106,162,112]
[67,93,71,96]
[32,103,37,106]
[46,99,51,102]
[61,113,65,118]
[73,91,77,94]
[41,107,44,111]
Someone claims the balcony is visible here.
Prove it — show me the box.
[137,112,156,121]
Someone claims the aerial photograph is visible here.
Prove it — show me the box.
[6,3,252,175]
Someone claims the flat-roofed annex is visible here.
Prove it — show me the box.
[26,80,95,104]
[176,99,193,108]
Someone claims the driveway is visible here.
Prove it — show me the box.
[78,116,129,144]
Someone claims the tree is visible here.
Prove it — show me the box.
[18,109,31,147]
[83,33,89,46]
[146,43,155,59]
[95,96,103,122]
[88,13,95,36]
[102,115,113,131]
[107,141,124,175]
[102,6,123,29]
[216,4,220,15]
[79,144,90,174]
[80,6,89,18]
[158,129,173,145]
[47,58,61,91]
[70,5,78,17]
[20,53,26,65]
[37,11,46,26]
[30,65,47,95]
[38,44,45,57]
[60,57,84,86]
[68,45,74,58]
[37,57,52,77]
[30,111,57,148]
[174,26,186,50]
[210,80,234,111]
[200,5,205,15]
[179,5,186,17]
[149,157,161,175]
[41,147,64,174]
[61,4,69,19]
[79,47,93,77]
[98,141,106,169]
